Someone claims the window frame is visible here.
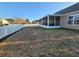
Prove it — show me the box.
[74,15,79,24]
[67,15,74,25]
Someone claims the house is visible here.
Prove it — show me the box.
[0,18,9,26]
[38,2,79,29]
[5,19,15,25]
[0,18,15,26]
[15,18,30,25]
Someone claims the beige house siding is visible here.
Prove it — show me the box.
[60,12,79,30]
[0,19,9,26]
[6,19,15,24]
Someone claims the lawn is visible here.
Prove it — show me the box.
[0,27,79,57]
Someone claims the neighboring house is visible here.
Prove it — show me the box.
[38,2,79,29]
[0,18,15,26]
[5,19,15,25]
[15,18,30,25]
[0,18,9,26]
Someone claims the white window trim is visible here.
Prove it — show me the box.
[73,16,75,24]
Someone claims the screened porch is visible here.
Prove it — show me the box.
[39,15,61,28]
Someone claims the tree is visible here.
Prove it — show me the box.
[26,19,31,24]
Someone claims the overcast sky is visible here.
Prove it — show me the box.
[0,2,77,21]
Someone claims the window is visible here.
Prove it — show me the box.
[68,16,73,24]
[74,15,79,24]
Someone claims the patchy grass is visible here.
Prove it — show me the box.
[0,27,79,57]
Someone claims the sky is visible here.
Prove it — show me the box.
[0,2,77,21]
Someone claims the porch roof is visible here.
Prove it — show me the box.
[39,14,61,21]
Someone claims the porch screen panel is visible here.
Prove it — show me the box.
[49,16,54,26]
[55,16,60,26]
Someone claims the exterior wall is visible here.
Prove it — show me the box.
[7,20,15,24]
[0,19,9,26]
[0,20,2,26]
[60,12,79,30]
[39,17,48,26]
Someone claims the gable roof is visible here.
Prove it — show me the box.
[54,3,79,15]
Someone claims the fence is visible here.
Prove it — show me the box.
[0,24,24,39]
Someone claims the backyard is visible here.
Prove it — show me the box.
[0,27,79,56]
